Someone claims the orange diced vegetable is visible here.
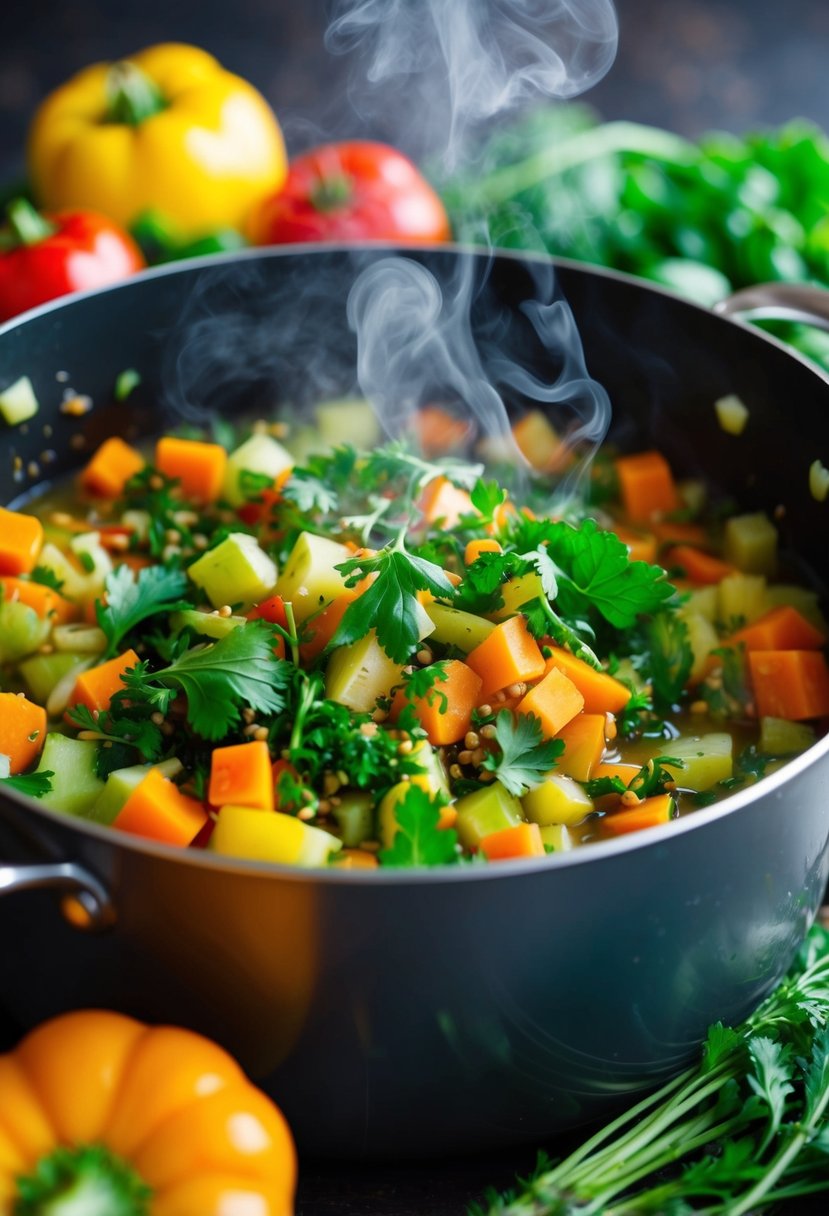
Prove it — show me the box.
[652,520,709,548]
[0,507,43,576]
[80,437,145,498]
[414,406,471,456]
[517,667,584,739]
[464,538,502,566]
[68,649,139,716]
[667,545,736,586]
[208,740,274,811]
[615,451,680,523]
[390,660,483,745]
[0,576,77,624]
[480,821,545,860]
[728,605,826,653]
[335,848,380,870]
[299,592,357,664]
[466,616,546,698]
[512,410,569,473]
[592,761,641,785]
[155,437,228,504]
[748,650,829,720]
[614,526,658,564]
[544,647,632,715]
[437,804,458,832]
[418,476,473,528]
[0,693,47,773]
[114,769,208,846]
[602,794,676,836]
[555,713,607,782]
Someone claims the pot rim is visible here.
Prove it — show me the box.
[2,240,828,883]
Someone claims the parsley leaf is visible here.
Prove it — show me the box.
[333,538,456,663]
[67,701,164,765]
[400,661,451,712]
[282,470,340,515]
[482,710,564,796]
[1,770,53,798]
[29,566,64,592]
[379,784,459,867]
[645,611,694,709]
[96,565,189,658]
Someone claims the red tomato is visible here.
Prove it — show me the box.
[0,200,145,322]
[247,141,451,245]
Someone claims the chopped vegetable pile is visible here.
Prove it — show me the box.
[0,398,826,869]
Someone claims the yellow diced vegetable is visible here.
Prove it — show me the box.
[714,394,749,435]
[455,782,523,850]
[492,571,547,621]
[325,631,403,712]
[723,513,777,576]
[522,773,593,826]
[210,806,342,867]
[275,531,352,623]
[660,733,733,790]
[539,824,574,852]
[809,459,829,502]
[759,717,817,756]
[717,573,768,627]
[424,602,494,651]
[683,612,720,684]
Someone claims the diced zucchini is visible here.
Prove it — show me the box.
[0,599,50,664]
[522,773,594,826]
[714,394,749,435]
[325,632,403,713]
[87,758,183,826]
[0,376,39,425]
[170,608,247,639]
[717,573,767,627]
[331,791,375,847]
[539,823,574,852]
[723,513,777,576]
[492,572,547,621]
[759,717,816,756]
[424,602,494,652]
[682,612,720,684]
[223,434,293,508]
[680,585,718,623]
[187,533,277,609]
[275,531,352,624]
[659,733,733,791]
[210,806,342,867]
[315,398,379,451]
[455,782,523,851]
[19,652,86,704]
[35,734,104,817]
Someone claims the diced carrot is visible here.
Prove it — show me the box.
[0,693,47,773]
[208,740,274,811]
[480,821,545,860]
[601,794,676,837]
[390,660,483,746]
[728,605,826,653]
[652,520,709,549]
[414,406,471,456]
[0,577,77,624]
[544,647,632,715]
[0,508,43,576]
[667,545,736,586]
[615,451,680,523]
[114,769,208,846]
[517,667,584,739]
[155,437,228,504]
[335,849,380,870]
[68,649,139,716]
[299,592,358,664]
[80,437,145,498]
[512,410,569,473]
[555,713,607,782]
[464,538,502,566]
[592,761,641,785]
[748,650,829,720]
[613,526,658,565]
[466,616,546,698]
[419,476,473,528]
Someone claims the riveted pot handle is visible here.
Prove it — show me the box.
[0,861,115,931]
[715,282,829,332]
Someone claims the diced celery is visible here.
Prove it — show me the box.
[170,608,247,639]
[660,733,733,791]
[759,717,816,756]
[522,773,593,826]
[723,513,777,576]
[682,612,719,684]
[19,652,85,704]
[331,791,375,847]
[187,533,277,609]
[315,398,379,451]
[35,735,104,817]
[223,434,293,508]
[0,375,39,426]
[275,531,352,624]
[492,571,547,621]
[539,824,574,852]
[717,573,767,627]
[680,585,718,623]
[325,632,403,713]
[0,599,50,664]
[210,806,342,867]
[87,758,183,826]
[455,782,523,851]
[424,602,494,652]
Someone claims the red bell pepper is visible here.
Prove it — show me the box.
[0,199,144,322]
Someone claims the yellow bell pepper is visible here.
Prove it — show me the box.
[27,43,287,240]
[0,1009,296,1215]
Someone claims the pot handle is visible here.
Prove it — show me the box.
[715,282,829,332]
[0,861,115,932]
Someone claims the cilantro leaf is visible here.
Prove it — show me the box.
[646,611,694,709]
[521,596,599,667]
[282,470,340,515]
[97,565,189,658]
[333,540,456,663]
[400,661,450,712]
[29,566,64,592]
[482,710,564,796]
[67,701,164,765]
[1,770,53,798]
[379,784,459,867]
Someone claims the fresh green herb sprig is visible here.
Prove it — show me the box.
[482,711,564,796]
[1,770,53,798]
[379,784,459,867]
[96,565,189,658]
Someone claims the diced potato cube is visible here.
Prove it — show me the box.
[714,394,749,435]
[682,612,720,684]
[275,531,352,623]
[759,717,816,756]
[523,773,593,826]
[0,375,39,425]
[660,733,733,791]
[717,573,768,628]
[211,806,342,867]
[325,631,403,713]
[680,585,718,623]
[723,513,777,576]
[188,533,277,609]
[223,434,292,507]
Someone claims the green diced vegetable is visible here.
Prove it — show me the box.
[681,612,719,684]
[222,433,293,508]
[681,585,718,623]
[87,758,183,825]
[718,573,768,626]
[315,398,380,451]
[170,609,247,639]
[19,652,85,704]
[424,602,495,651]
[493,571,547,621]
[660,732,733,790]
[275,531,352,623]
[0,599,50,664]
[759,716,817,756]
[522,773,593,826]
[187,533,277,609]
[35,735,104,817]
[331,791,374,847]
[454,781,523,851]
[325,631,403,713]
[0,375,39,425]
[539,823,574,851]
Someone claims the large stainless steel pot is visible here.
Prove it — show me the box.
[0,246,827,1159]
